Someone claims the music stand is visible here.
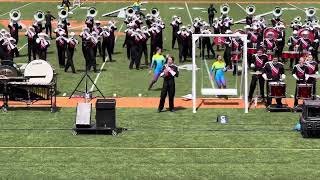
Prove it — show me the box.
[69,68,105,101]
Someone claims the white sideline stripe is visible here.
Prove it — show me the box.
[0,2,34,17]
[1,146,320,151]
[185,2,193,24]
[89,23,125,92]
[236,3,246,12]
[18,43,28,51]
[70,2,85,13]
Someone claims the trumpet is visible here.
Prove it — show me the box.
[87,7,97,18]
[58,9,68,20]
[273,7,282,17]
[220,4,230,15]
[151,8,159,18]
[34,11,45,22]
[245,5,255,15]
[9,10,21,22]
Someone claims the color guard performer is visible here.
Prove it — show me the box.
[262,57,285,107]
[148,47,165,90]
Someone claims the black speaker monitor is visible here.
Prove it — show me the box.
[96,99,116,128]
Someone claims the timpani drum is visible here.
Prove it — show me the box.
[297,84,313,99]
[269,82,286,98]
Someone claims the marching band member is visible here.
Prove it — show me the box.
[248,48,268,102]
[208,4,218,26]
[177,26,190,63]
[45,11,56,39]
[86,31,98,72]
[262,57,285,107]
[247,26,262,64]
[223,30,232,69]
[60,17,70,37]
[141,26,150,65]
[231,33,243,76]
[201,23,215,59]
[193,17,203,34]
[25,26,37,62]
[108,21,117,54]
[221,17,233,34]
[158,55,179,113]
[123,25,134,60]
[85,16,95,32]
[148,47,165,90]
[287,30,300,69]
[1,32,16,60]
[79,27,90,69]
[129,29,143,70]
[8,19,22,57]
[61,0,71,11]
[292,57,307,107]
[100,26,112,62]
[171,15,182,49]
[305,54,319,99]
[297,31,313,57]
[262,31,277,60]
[33,20,44,35]
[94,21,103,57]
[65,32,78,73]
[35,33,50,60]
[149,23,163,61]
[56,30,68,67]
[186,24,194,56]
[312,25,320,62]
[276,23,286,61]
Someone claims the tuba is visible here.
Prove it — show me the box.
[273,7,282,18]
[220,4,230,16]
[151,8,159,18]
[58,9,68,20]
[125,7,135,17]
[87,7,97,18]
[9,10,21,22]
[245,5,255,16]
[34,11,45,22]
[306,7,316,18]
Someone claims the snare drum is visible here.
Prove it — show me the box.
[297,84,313,99]
[269,82,286,98]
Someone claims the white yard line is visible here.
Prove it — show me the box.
[0,2,34,17]
[18,43,28,51]
[1,146,320,151]
[89,22,124,92]
[287,3,305,12]
[236,3,246,12]
[185,2,215,89]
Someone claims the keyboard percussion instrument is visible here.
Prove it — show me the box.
[0,60,57,112]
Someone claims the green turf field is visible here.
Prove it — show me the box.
[1,1,320,179]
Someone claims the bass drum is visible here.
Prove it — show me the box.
[24,59,54,85]
[298,28,315,41]
[263,27,279,40]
